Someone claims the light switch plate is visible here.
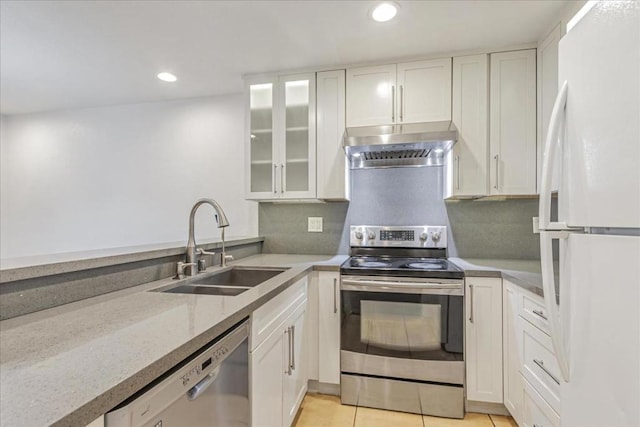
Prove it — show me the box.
[308,217,323,232]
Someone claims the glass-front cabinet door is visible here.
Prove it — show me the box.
[246,78,278,199]
[278,73,316,199]
[246,74,316,200]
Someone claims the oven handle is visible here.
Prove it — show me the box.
[341,278,463,295]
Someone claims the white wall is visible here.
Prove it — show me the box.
[0,95,258,259]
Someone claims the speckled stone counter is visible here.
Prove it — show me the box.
[449,257,545,297]
[0,254,345,427]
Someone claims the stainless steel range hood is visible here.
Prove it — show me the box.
[343,121,458,169]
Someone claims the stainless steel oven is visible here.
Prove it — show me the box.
[340,226,465,419]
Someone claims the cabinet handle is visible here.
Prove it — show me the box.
[468,284,474,323]
[455,155,461,190]
[532,309,548,320]
[273,164,277,194]
[533,358,560,385]
[285,327,292,375]
[391,85,396,122]
[333,278,338,314]
[280,163,285,194]
[533,425,543,427]
[290,324,296,371]
[400,85,404,122]
[494,154,499,190]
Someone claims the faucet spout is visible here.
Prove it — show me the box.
[185,198,230,276]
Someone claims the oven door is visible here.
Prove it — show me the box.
[340,275,464,385]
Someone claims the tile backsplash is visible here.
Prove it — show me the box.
[259,167,541,259]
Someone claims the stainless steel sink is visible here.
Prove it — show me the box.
[154,267,288,296]
[191,267,287,288]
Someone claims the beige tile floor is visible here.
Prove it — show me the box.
[294,394,518,427]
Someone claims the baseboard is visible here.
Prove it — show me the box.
[307,380,340,396]
[465,400,510,416]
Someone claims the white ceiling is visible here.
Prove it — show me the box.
[0,0,572,115]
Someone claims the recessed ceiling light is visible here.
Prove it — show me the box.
[157,72,177,82]
[371,2,398,23]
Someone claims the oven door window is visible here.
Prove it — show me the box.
[341,290,463,361]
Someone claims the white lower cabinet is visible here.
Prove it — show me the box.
[317,271,340,386]
[465,277,503,403]
[250,278,308,427]
[503,281,524,424]
[522,378,560,427]
[503,279,561,426]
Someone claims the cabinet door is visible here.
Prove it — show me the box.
[449,54,488,197]
[346,64,396,127]
[397,58,452,123]
[283,303,307,427]
[490,49,537,195]
[537,25,561,193]
[278,73,316,199]
[317,70,349,201]
[246,78,279,199]
[503,281,524,424]
[465,277,503,403]
[251,326,285,427]
[317,271,341,385]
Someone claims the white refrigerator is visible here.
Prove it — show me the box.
[538,2,640,427]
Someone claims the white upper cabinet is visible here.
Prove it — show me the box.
[346,58,452,127]
[246,78,277,199]
[316,70,349,201]
[245,73,316,200]
[397,58,452,124]
[446,54,489,197]
[489,49,537,195]
[346,64,396,127]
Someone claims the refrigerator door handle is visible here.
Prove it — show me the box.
[539,80,568,230]
[540,230,570,382]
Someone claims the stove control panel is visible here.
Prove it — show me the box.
[350,225,447,248]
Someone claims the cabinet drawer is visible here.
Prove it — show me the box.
[523,377,560,427]
[521,318,560,413]
[520,292,550,335]
[251,277,307,351]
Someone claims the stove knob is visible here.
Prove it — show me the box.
[419,232,428,241]
[431,231,442,243]
[368,231,376,240]
[355,231,363,240]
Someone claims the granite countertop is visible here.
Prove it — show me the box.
[449,257,545,298]
[0,254,346,427]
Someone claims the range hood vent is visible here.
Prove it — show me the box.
[343,121,458,169]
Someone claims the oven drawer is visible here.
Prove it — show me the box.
[341,350,464,385]
[521,317,561,413]
[341,374,464,419]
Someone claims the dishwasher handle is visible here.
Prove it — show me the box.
[186,366,220,401]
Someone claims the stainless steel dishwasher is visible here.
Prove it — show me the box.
[106,319,249,427]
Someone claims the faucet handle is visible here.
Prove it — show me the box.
[197,248,216,257]
[175,261,197,280]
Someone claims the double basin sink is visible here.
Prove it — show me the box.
[154,267,289,297]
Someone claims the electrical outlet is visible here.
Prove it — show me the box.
[308,217,323,232]
[532,217,540,234]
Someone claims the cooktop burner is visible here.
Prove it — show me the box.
[405,261,446,270]
[358,261,392,268]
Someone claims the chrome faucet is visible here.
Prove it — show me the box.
[184,198,230,276]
